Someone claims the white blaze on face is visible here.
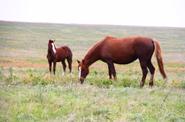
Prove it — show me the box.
[51,43,56,54]
[78,66,81,79]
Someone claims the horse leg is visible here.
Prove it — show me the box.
[107,63,112,79]
[147,60,155,87]
[53,62,56,75]
[139,60,148,87]
[61,60,66,75]
[112,64,116,80]
[48,61,52,73]
[107,61,116,80]
[67,57,72,73]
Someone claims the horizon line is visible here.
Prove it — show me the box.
[0,19,185,29]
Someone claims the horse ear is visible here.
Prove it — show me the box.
[53,40,55,42]
[77,60,80,64]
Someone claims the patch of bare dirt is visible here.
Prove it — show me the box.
[0,59,47,68]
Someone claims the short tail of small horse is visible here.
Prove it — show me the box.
[153,40,167,79]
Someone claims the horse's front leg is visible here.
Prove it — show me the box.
[53,62,56,75]
[107,63,112,79]
[107,61,117,80]
[48,61,52,73]
[112,63,117,80]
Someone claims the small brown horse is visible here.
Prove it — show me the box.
[47,39,72,75]
[77,36,167,87]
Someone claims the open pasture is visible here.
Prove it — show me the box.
[0,21,185,121]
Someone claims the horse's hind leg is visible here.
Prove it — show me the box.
[139,59,148,87]
[67,57,72,73]
[147,60,155,87]
[61,60,66,75]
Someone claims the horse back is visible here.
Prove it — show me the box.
[56,46,72,60]
[100,36,154,64]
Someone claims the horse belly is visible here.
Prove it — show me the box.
[112,54,137,64]
[111,47,136,64]
[101,48,137,64]
[54,52,66,62]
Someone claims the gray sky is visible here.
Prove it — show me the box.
[0,0,185,27]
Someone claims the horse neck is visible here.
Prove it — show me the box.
[53,43,57,52]
[48,43,57,57]
[84,45,100,67]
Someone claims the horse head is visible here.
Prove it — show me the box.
[48,39,55,45]
[48,39,56,55]
[77,59,89,84]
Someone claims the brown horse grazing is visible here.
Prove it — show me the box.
[47,39,72,75]
[77,36,167,87]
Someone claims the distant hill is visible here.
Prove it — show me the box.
[0,21,185,61]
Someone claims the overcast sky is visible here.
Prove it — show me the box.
[0,0,185,27]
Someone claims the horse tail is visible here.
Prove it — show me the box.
[153,40,167,79]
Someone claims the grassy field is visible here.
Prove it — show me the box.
[0,21,185,121]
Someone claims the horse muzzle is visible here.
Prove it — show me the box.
[79,77,85,84]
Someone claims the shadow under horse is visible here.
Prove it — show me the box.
[77,36,167,87]
[47,39,72,75]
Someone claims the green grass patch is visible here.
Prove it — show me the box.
[0,84,185,122]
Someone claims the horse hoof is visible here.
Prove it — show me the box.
[140,83,144,88]
[149,83,153,87]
